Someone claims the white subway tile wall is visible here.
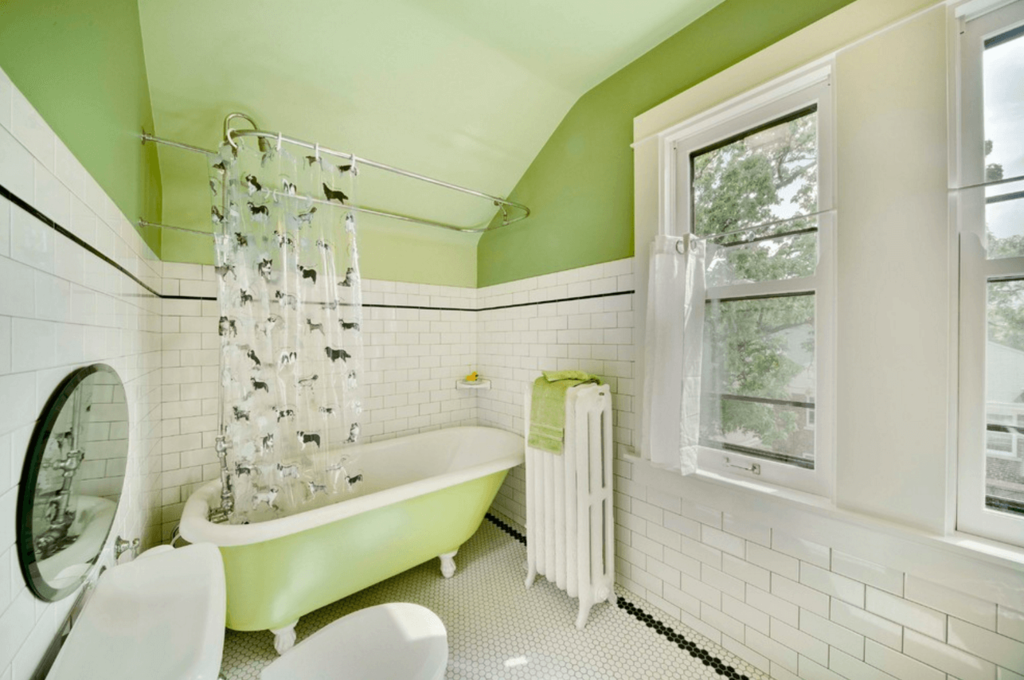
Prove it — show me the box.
[472,257,1023,679]
[0,67,162,680]
[476,257,636,527]
[610,447,1024,678]
[156,269,479,540]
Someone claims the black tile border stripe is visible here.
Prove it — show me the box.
[163,289,637,313]
[163,295,217,301]
[0,182,161,298]
[484,513,752,680]
[360,289,636,314]
[2,183,635,313]
[478,289,633,313]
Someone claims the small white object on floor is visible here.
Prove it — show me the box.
[260,603,448,680]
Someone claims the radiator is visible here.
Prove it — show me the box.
[524,382,616,629]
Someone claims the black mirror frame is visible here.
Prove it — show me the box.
[15,363,126,602]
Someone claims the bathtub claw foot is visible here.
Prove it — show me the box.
[271,621,298,655]
[439,550,458,578]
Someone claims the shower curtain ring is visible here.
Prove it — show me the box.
[314,143,320,161]
[675,239,686,255]
[276,132,283,152]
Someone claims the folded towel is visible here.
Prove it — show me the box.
[528,371,601,454]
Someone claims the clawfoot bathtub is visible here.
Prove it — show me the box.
[181,426,524,653]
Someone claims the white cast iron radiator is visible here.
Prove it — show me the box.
[524,383,616,629]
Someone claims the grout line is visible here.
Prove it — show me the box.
[0,182,161,298]
[483,514,752,680]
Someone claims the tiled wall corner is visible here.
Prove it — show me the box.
[477,257,636,528]
[158,263,218,541]
[0,66,163,680]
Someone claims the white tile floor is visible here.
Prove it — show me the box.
[220,514,768,680]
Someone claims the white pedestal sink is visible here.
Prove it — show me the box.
[48,543,226,680]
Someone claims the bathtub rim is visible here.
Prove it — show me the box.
[180,426,524,547]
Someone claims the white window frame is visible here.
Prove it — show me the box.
[956,0,1024,547]
[660,64,836,497]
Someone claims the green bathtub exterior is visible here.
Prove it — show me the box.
[218,468,508,632]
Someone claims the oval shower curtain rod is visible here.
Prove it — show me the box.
[139,112,531,234]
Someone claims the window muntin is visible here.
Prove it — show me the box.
[705,221,819,287]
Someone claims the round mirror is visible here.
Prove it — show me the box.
[16,364,129,601]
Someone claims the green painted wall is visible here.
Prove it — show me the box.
[476,0,857,287]
[159,211,479,289]
[0,0,162,255]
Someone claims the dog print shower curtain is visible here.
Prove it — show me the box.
[209,136,364,523]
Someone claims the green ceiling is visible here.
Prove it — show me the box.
[137,0,724,272]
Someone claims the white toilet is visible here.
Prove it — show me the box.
[260,603,449,680]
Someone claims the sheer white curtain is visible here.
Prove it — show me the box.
[641,234,706,474]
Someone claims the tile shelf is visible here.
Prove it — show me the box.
[456,379,491,390]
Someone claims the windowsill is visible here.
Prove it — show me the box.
[692,466,834,509]
[628,453,1024,574]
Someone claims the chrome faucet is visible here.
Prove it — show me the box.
[208,434,235,524]
[35,433,88,560]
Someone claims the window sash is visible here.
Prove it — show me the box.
[668,74,835,497]
[956,0,1024,547]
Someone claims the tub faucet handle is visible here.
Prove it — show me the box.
[114,536,140,560]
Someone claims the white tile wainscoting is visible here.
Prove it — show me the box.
[476,258,637,528]
[474,259,1024,680]
[99,247,1024,679]
[0,66,163,680]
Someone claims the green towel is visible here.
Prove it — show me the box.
[528,370,601,454]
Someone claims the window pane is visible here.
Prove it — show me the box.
[983,26,1024,260]
[692,108,818,237]
[985,280,1024,516]
[701,294,815,468]
[983,25,1024,182]
[706,218,818,287]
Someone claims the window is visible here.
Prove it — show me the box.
[957,0,1024,546]
[666,67,835,496]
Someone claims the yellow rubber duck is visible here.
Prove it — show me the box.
[465,372,479,382]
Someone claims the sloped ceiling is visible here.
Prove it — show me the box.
[138,0,723,259]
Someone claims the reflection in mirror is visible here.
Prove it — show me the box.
[17,364,129,602]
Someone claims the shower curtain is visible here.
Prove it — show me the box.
[208,137,364,523]
[641,234,705,474]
